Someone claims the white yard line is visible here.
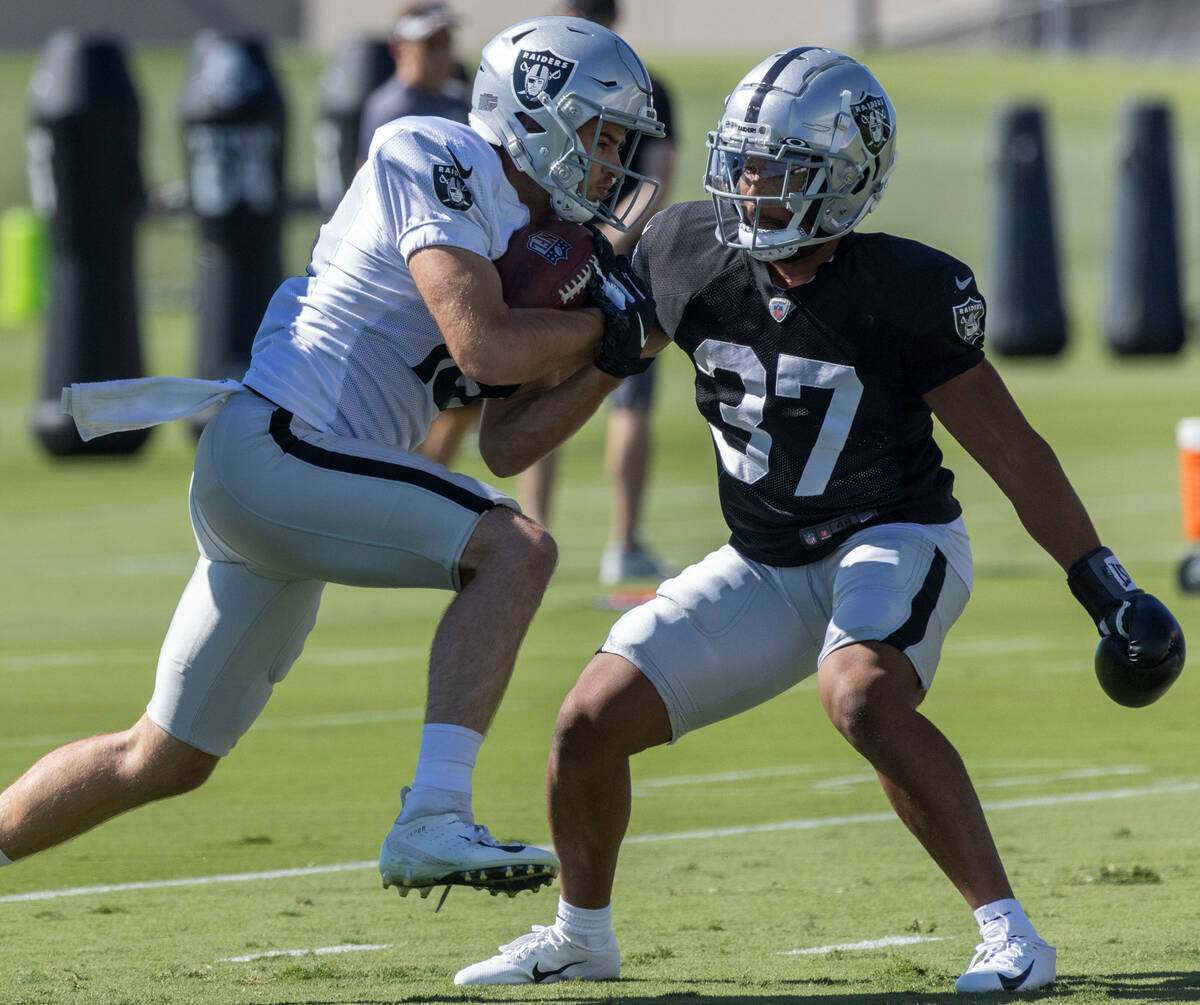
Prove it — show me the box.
[254,708,425,730]
[2,777,1197,906]
[781,935,949,955]
[632,765,816,792]
[217,943,394,963]
[0,649,146,673]
[0,645,429,674]
[0,707,428,750]
[34,555,196,578]
[627,777,1200,842]
[0,860,376,903]
[633,763,1147,796]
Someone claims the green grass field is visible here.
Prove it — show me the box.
[1,40,1200,1004]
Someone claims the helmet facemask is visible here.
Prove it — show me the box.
[517,92,659,229]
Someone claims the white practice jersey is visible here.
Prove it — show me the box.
[243,117,530,449]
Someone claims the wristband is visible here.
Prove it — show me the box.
[1067,546,1139,629]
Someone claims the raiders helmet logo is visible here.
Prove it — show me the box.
[526,230,573,265]
[513,48,576,110]
[432,161,474,211]
[952,296,986,347]
[851,95,891,155]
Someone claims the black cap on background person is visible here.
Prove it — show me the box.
[391,2,458,42]
[558,0,618,28]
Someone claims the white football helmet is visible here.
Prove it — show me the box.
[704,47,897,260]
[471,16,664,229]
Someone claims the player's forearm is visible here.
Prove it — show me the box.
[989,435,1102,571]
[454,307,604,386]
[479,365,621,477]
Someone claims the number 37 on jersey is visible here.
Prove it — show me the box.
[694,338,863,498]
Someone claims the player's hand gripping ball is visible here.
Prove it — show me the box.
[495,219,597,309]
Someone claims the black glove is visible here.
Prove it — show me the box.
[1067,546,1185,707]
[588,255,656,378]
[586,223,619,274]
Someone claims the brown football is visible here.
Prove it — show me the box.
[495,219,597,309]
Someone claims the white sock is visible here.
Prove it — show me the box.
[0,848,10,867]
[555,897,613,950]
[974,898,1034,937]
[411,723,482,795]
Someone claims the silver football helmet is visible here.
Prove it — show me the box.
[471,16,664,229]
[704,47,897,261]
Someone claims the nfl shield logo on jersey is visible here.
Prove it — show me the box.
[850,94,891,155]
[768,296,794,323]
[433,161,474,211]
[514,49,576,110]
[952,296,986,347]
[526,230,572,265]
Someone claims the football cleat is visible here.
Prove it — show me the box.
[955,923,1056,994]
[454,924,620,985]
[599,542,667,586]
[379,805,558,897]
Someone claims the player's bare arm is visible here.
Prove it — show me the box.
[928,357,1183,708]
[479,366,618,477]
[924,359,1101,568]
[479,327,667,476]
[409,244,604,386]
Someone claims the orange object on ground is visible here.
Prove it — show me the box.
[1177,418,1200,541]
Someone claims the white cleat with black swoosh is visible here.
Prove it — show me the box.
[379,788,558,896]
[955,924,1056,993]
[454,925,620,985]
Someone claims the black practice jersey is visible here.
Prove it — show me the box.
[632,201,986,566]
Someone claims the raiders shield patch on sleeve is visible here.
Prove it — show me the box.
[432,160,474,211]
[952,296,986,347]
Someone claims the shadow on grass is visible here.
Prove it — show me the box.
[1058,971,1200,1000]
[247,969,1200,1004]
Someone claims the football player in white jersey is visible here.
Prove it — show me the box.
[0,16,663,905]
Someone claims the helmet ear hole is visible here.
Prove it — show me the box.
[516,112,545,135]
[849,165,872,196]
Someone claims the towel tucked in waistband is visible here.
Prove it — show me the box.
[60,376,244,441]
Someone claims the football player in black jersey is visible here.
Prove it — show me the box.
[457,48,1183,992]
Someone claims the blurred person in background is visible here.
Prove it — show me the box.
[519,0,678,588]
[359,1,469,160]
[455,46,1184,991]
[4,15,663,909]
[360,2,482,469]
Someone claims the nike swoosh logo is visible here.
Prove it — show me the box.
[954,275,973,290]
[531,961,582,982]
[448,147,473,179]
[637,317,648,349]
[998,962,1035,991]
[456,835,527,852]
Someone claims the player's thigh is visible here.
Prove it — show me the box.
[148,556,324,756]
[600,544,826,741]
[817,525,970,692]
[556,652,673,756]
[192,392,515,591]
